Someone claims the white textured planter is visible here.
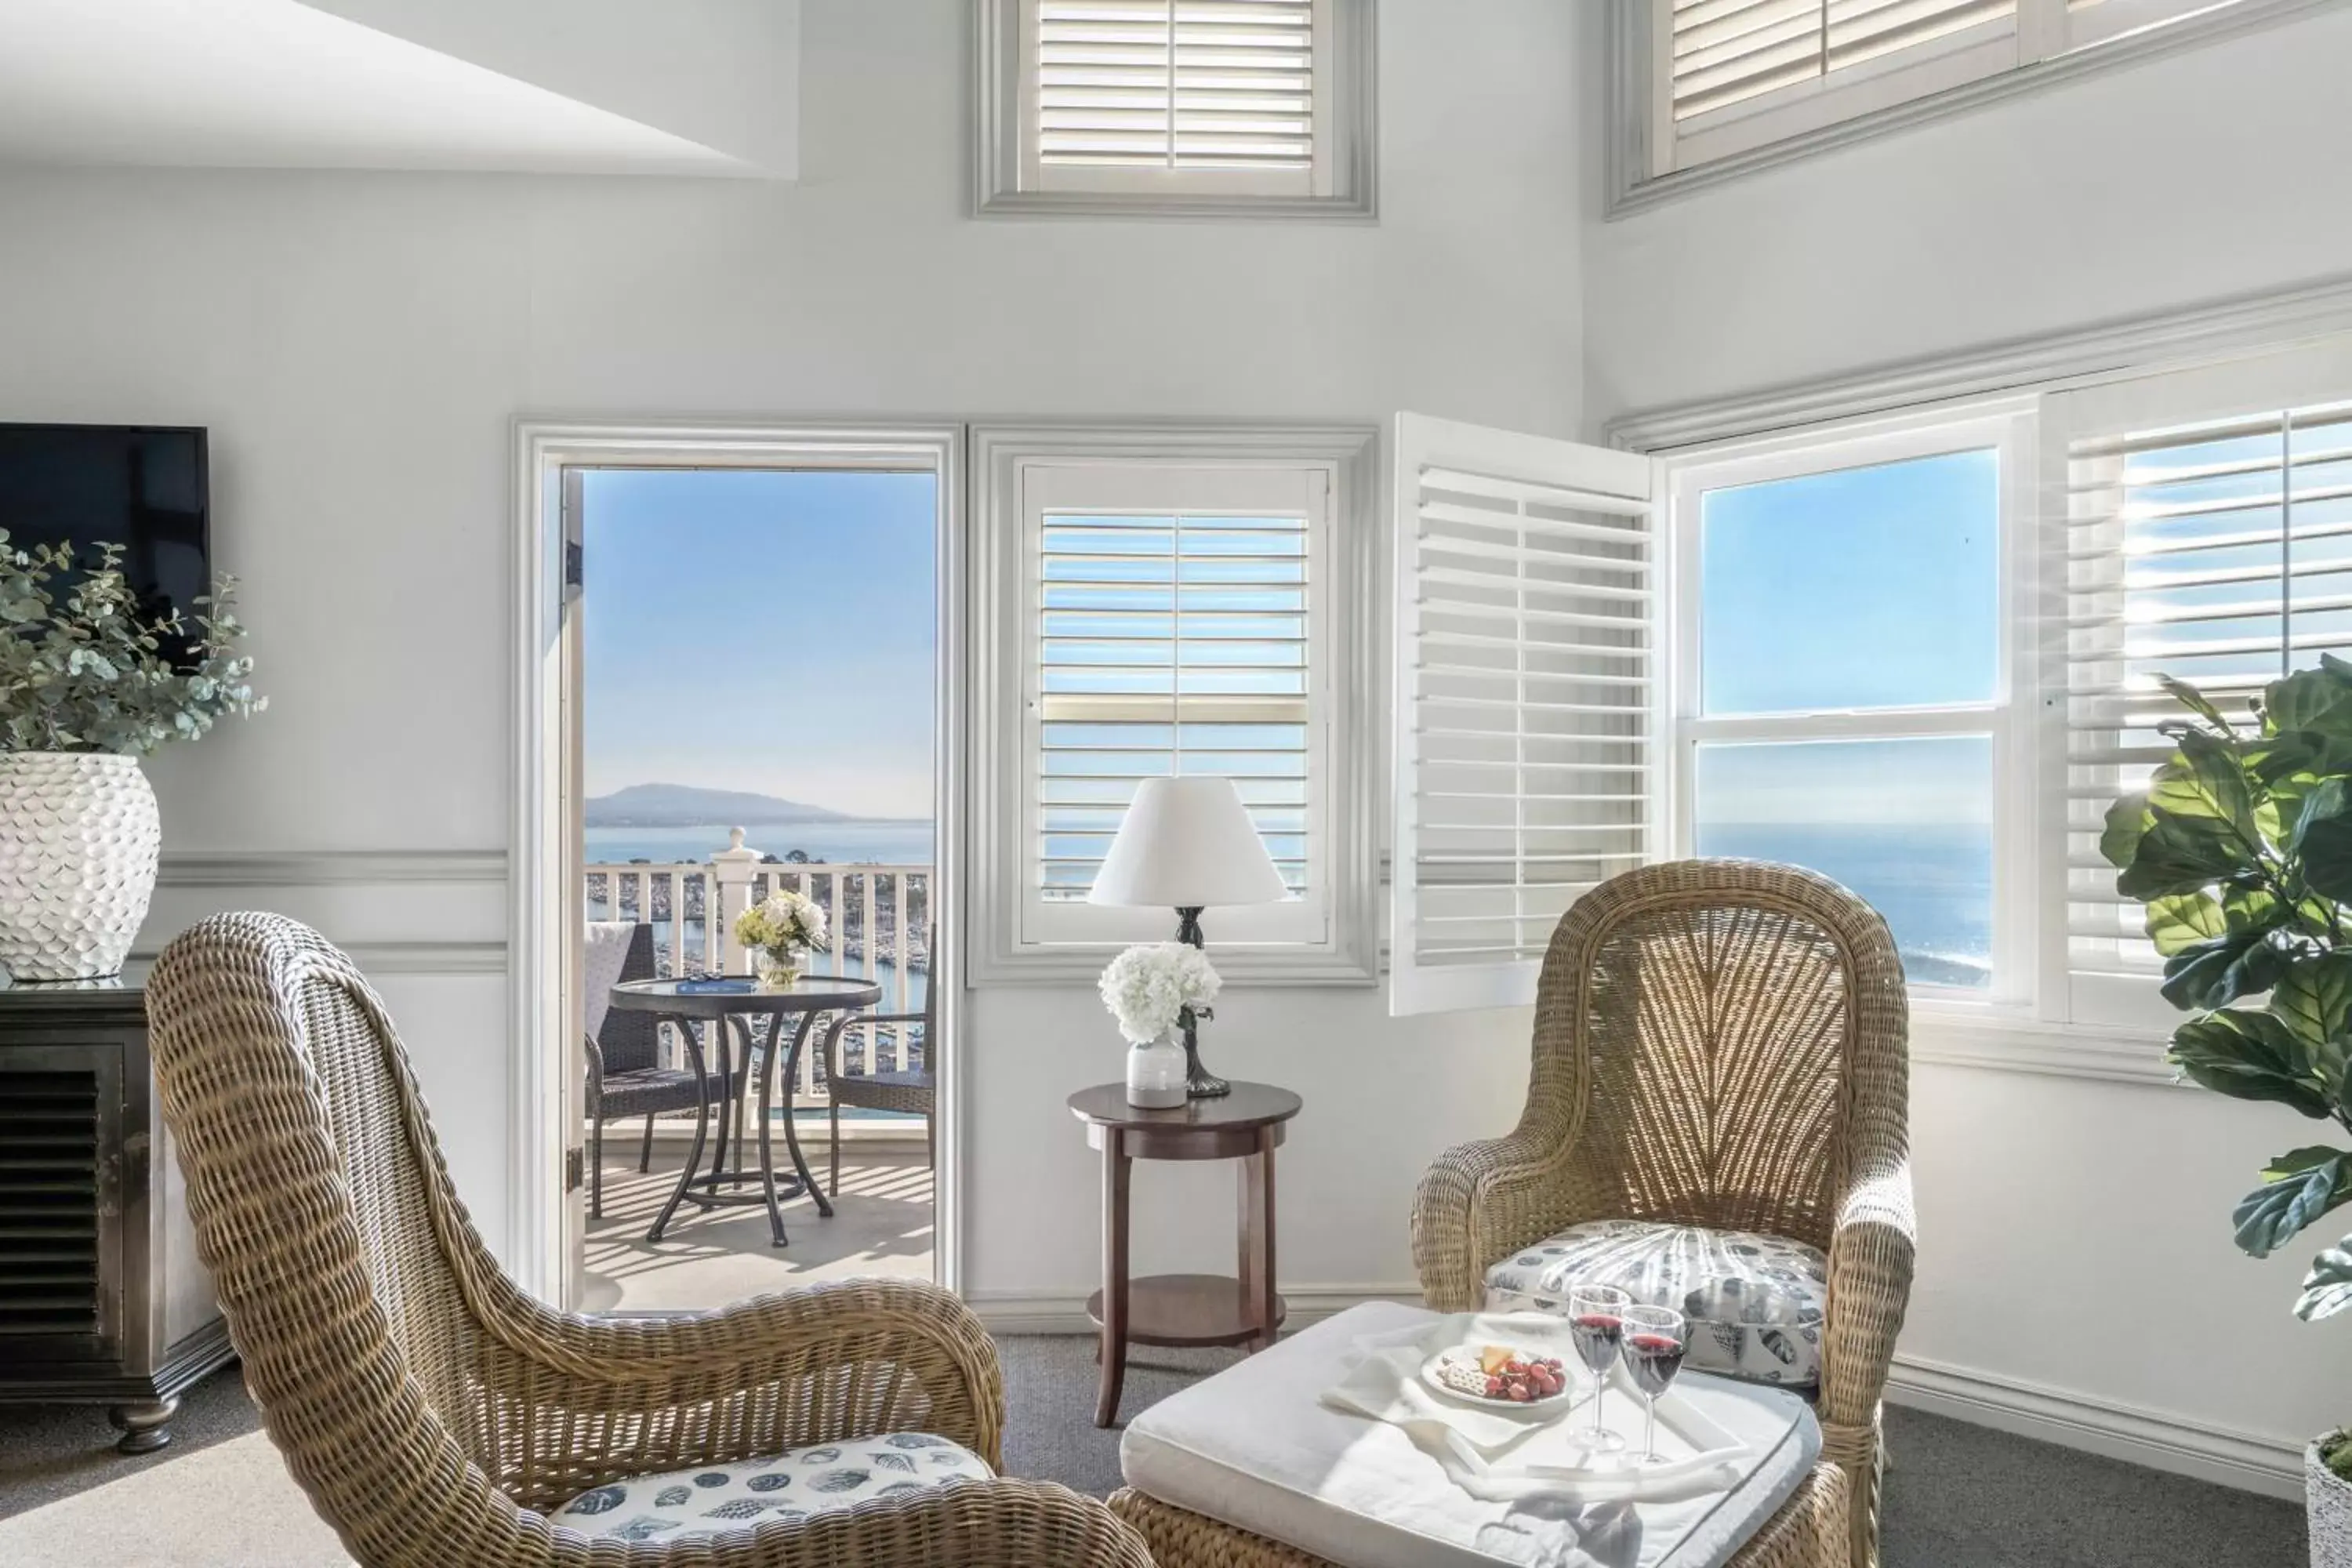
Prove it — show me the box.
[2310,1440,2352,1568]
[0,751,161,982]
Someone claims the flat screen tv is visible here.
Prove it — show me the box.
[0,424,211,666]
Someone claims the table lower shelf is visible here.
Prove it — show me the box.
[1087,1274,1287,1349]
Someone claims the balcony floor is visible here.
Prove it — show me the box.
[581,1139,934,1312]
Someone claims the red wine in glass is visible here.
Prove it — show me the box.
[1624,1333,1686,1397]
[1565,1283,1632,1453]
[1619,1305,1688,1464]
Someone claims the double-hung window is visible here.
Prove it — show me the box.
[1666,413,2034,1004]
[975,0,1377,218]
[971,426,1376,982]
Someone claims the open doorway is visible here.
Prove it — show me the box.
[512,424,962,1314]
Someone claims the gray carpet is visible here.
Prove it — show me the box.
[0,1345,2308,1566]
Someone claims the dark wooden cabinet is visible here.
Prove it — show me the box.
[0,978,233,1453]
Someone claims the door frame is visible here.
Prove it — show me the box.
[509,417,967,1307]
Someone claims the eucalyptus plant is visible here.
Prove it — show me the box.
[0,528,264,755]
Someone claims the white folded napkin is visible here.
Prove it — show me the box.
[1320,1311,1750,1505]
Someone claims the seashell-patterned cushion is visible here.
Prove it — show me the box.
[551,1432,994,1543]
[1484,1218,1829,1389]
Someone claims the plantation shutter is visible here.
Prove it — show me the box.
[1667,0,2016,122]
[1024,461,1329,949]
[2054,339,2352,1020]
[1031,0,1326,184]
[1390,415,1664,1018]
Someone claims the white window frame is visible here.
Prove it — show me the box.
[1664,406,2042,1015]
[973,0,1379,220]
[1610,0,2329,215]
[969,422,1378,984]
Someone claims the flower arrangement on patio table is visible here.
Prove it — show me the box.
[2098,655,2352,1483]
[734,888,828,988]
[1098,942,1221,1045]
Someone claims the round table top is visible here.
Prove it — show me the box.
[1066,1080,1301,1134]
[607,975,883,1017]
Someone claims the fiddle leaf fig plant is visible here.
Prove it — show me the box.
[2103,657,2352,1386]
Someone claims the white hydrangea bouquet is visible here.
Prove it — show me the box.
[1100,942,1221,1108]
[734,888,828,987]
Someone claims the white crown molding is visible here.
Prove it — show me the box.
[1607,0,2346,220]
[1606,268,2352,456]
[1887,1352,2305,1499]
[157,848,507,888]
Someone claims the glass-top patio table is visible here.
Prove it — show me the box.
[606,973,883,1247]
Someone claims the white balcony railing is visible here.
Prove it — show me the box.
[585,840,930,1111]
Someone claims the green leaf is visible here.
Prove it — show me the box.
[2306,815,2352,904]
[2266,662,2352,738]
[2272,952,2352,1053]
[2149,730,2261,841]
[2100,792,2151,873]
[2117,810,2255,900]
[2144,892,2227,957]
[2235,1149,2352,1257]
[2161,928,2288,1011]
[2168,1009,2334,1117]
[2297,1240,2352,1322]
[2160,673,2237,735]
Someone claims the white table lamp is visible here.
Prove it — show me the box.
[1090,776,1289,1098]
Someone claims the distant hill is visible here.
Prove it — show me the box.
[583,782,858,829]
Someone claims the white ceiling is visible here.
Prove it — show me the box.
[0,0,761,176]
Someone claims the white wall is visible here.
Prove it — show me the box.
[1585,5,2352,1490]
[0,0,1584,1332]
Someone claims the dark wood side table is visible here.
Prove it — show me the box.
[1068,1080,1302,1427]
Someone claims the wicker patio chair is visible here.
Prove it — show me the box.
[582,920,728,1221]
[1410,859,1914,1568]
[143,912,1152,1568]
[818,924,937,1191]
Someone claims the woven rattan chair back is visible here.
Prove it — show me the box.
[1526,860,1906,1253]
[593,920,660,1073]
[147,915,554,1531]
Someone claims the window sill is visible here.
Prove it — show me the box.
[974,187,1377,223]
[1910,1008,2180,1087]
[1607,0,2338,220]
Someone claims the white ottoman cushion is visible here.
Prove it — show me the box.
[1486,1220,1829,1389]
[1121,1301,1820,1568]
[552,1433,993,1543]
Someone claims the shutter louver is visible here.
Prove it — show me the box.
[1038,507,1312,902]
[1392,416,1661,1018]
[1036,0,1317,172]
[2064,399,2352,978]
[1669,0,2016,121]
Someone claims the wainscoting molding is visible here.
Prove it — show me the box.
[126,938,506,975]
[157,848,507,888]
[971,1283,2305,1497]
[1886,1351,2303,1500]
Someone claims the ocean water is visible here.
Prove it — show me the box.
[585,820,934,866]
[1691,822,1992,989]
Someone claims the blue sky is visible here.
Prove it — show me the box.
[1697,448,1998,826]
[582,469,938,818]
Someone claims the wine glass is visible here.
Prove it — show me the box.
[1565,1283,1631,1453]
[1619,1304,1689,1465]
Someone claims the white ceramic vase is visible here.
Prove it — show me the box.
[2311,1441,2352,1568]
[0,751,162,982]
[1126,1029,1188,1109]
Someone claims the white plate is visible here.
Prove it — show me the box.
[1418,1343,1576,1414]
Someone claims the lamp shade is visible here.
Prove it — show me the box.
[1088,777,1290,909]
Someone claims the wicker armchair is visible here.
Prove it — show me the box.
[1410,860,1913,1568]
[818,924,938,1190]
[143,913,1152,1568]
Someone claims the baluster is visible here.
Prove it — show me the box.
[893,871,912,1014]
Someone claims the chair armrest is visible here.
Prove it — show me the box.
[581,1033,605,1113]
[1819,1150,1916,1430]
[547,1479,1156,1568]
[1411,1129,1582,1312]
[824,1012,926,1076]
[472,1276,1007,1498]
